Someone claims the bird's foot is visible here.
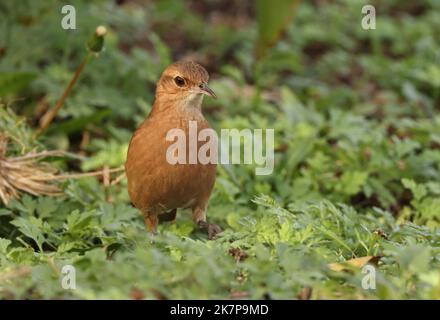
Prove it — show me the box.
[148,231,157,244]
[208,223,222,240]
[198,221,222,240]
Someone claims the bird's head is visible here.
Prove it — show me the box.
[155,61,216,109]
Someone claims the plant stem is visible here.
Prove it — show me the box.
[35,51,93,138]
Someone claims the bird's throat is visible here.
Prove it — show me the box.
[152,93,204,116]
[180,93,204,111]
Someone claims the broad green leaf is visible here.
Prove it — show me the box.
[402,179,427,201]
[256,0,301,59]
[36,197,59,218]
[336,171,368,196]
[10,217,46,251]
[396,245,431,274]
[65,210,95,233]
[0,238,11,254]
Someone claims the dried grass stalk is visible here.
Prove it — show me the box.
[0,133,126,205]
[0,133,61,205]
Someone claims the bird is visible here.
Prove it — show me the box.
[125,60,222,240]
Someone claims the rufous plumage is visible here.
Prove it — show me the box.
[125,61,221,239]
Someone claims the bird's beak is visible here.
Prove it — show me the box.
[199,83,217,99]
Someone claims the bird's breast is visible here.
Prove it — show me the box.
[125,111,216,212]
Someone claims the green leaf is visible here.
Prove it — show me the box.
[402,179,427,201]
[10,216,46,251]
[0,209,12,216]
[36,197,59,218]
[0,72,37,96]
[315,225,353,254]
[256,0,300,59]
[396,245,431,274]
[57,242,76,254]
[0,238,11,254]
[47,109,112,135]
[81,140,128,171]
[336,171,368,196]
[279,222,292,242]
[65,210,95,233]
[12,194,37,216]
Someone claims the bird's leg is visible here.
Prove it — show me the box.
[144,214,158,234]
[192,206,222,240]
[192,206,207,225]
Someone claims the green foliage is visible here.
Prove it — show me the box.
[0,107,37,154]
[1,0,440,299]
[0,72,37,97]
[256,0,300,59]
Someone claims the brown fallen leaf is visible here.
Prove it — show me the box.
[297,287,312,300]
[149,288,168,300]
[328,256,381,272]
[130,287,145,300]
[229,247,248,262]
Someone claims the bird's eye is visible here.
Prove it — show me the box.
[174,76,185,87]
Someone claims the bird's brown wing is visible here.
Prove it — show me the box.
[125,117,170,212]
